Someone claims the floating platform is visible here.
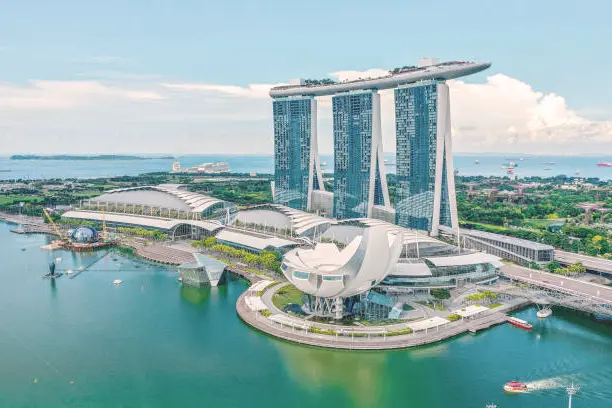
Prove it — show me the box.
[63,241,115,252]
[537,309,553,318]
[42,240,115,252]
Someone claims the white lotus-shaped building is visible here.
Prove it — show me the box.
[280,226,403,317]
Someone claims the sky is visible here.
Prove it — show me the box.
[0,0,611,156]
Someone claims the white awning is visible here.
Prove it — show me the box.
[406,316,450,331]
[269,314,311,329]
[249,280,274,293]
[245,296,268,312]
[425,252,503,267]
[454,305,490,318]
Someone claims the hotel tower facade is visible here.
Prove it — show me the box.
[270,59,490,234]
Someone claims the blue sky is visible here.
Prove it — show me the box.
[1,0,611,154]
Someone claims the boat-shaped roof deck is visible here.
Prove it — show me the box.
[270,61,491,98]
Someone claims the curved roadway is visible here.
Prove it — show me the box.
[555,250,612,275]
[500,264,612,305]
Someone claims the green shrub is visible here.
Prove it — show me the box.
[387,328,412,336]
[310,326,336,336]
[446,314,461,322]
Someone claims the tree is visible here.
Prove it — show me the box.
[546,261,561,272]
[431,289,451,300]
[203,236,217,248]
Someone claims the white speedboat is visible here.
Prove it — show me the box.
[66,269,73,275]
[113,279,123,285]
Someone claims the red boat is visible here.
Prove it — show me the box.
[504,381,529,394]
[597,162,612,167]
[508,316,533,330]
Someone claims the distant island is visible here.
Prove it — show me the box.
[10,155,174,161]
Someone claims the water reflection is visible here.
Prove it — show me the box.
[408,343,449,359]
[50,278,57,297]
[274,342,387,408]
[180,285,211,306]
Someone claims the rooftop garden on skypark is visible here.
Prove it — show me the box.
[389,65,417,74]
[303,78,338,86]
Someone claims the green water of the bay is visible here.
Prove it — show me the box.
[1,221,612,407]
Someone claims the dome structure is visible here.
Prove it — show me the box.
[71,226,98,243]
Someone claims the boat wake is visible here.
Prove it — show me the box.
[525,375,575,391]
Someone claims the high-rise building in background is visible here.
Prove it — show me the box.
[272,95,324,211]
[269,60,490,234]
[332,90,390,219]
[394,80,459,234]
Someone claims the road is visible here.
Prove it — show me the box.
[500,263,612,305]
[555,250,612,274]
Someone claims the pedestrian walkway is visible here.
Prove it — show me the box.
[237,282,517,350]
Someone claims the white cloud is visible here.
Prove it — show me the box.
[323,69,612,154]
[448,74,612,152]
[0,80,164,110]
[161,82,276,99]
[0,71,610,155]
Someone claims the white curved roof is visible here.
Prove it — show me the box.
[337,218,447,247]
[282,226,403,298]
[240,204,333,236]
[425,252,503,268]
[270,61,491,98]
[216,229,296,251]
[91,184,227,214]
[61,210,224,232]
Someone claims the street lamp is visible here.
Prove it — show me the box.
[566,383,579,408]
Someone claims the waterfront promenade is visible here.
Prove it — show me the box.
[236,282,528,350]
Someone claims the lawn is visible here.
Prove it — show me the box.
[272,285,303,310]
[0,195,44,205]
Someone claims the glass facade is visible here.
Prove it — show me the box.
[273,96,315,211]
[395,80,452,232]
[332,90,383,219]
[382,262,497,288]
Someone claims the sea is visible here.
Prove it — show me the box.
[2,223,612,407]
[1,154,611,180]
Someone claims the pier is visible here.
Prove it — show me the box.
[10,224,57,236]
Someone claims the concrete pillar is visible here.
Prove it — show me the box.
[334,297,343,320]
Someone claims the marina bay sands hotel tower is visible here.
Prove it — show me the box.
[270,58,490,235]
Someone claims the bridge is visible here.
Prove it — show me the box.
[555,250,612,275]
[499,264,612,316]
